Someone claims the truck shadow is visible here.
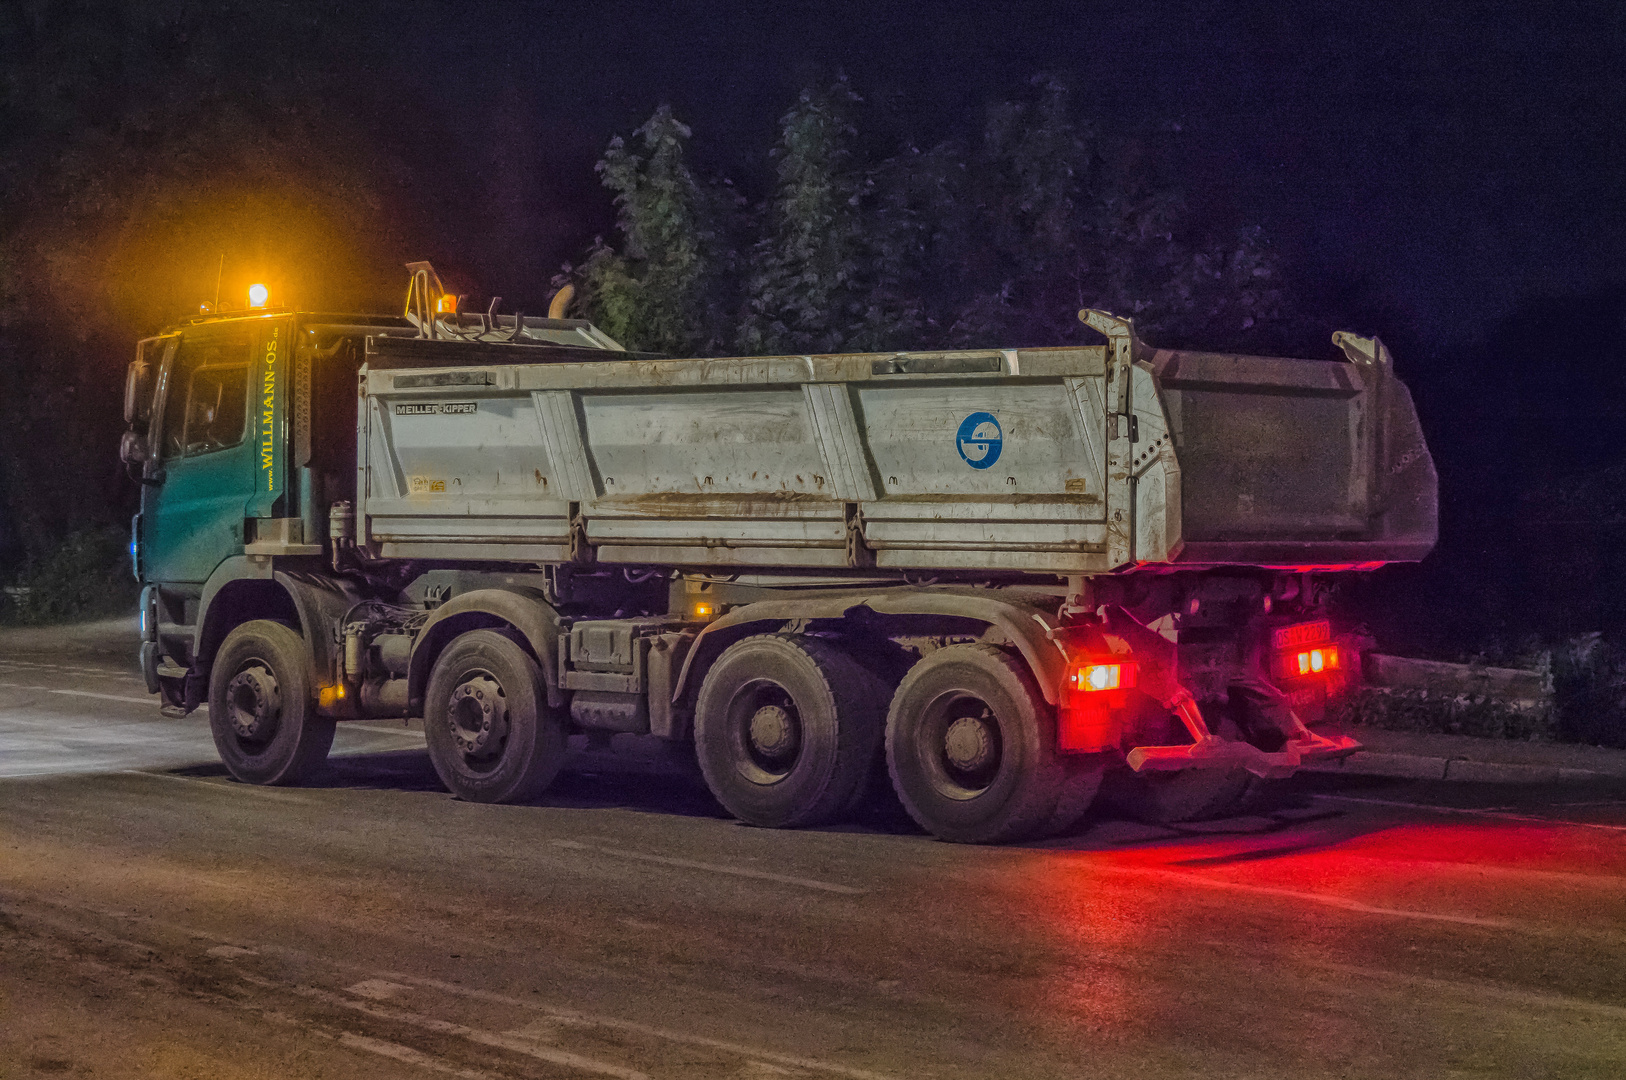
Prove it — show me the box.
[316,746,737,821]
[171,750,1501,848]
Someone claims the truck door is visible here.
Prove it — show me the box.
[141,321,259,583]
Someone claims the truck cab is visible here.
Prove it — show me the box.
[123,309,406,684]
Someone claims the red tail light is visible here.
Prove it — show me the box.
[1059,657,1137,753]
[1066,660,1138,693]
[1279,644,1340,679]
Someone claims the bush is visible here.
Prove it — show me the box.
[1551,633,1626,748]
[1,526,137,625]
[1327,686,1556,742]
[1326,633,1626,749]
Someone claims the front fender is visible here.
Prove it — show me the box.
[408,587,564,710]
[193,557,360,688]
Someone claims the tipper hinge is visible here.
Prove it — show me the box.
[568,503,595,565]
[844,502,874,568]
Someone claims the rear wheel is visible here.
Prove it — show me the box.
[1098,766,1254,824]
[885,645,1064,844]
[1043,757,1107,838]
[1102,699,1259,824]
[208,620,334,785]
[694,635,882,828]
[424,630,565,804]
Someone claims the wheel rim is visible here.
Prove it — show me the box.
[444,670,509,771]
[225,662,281,747]
[727,679,803,784]
[920,691,1004,799]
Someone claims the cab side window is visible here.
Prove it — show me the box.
[161,328,254,459]
[182,365,248,455]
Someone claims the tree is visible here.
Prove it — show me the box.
[738,78,920,355]
[573,106,734,355]
[572,74,1300,359]
[938,76,1096,346]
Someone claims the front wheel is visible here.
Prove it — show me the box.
[208,620,334,785]
[885,645,1064,844]
[424,630,565,804]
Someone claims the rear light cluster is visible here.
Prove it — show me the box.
[1293,646,1339,675]
[1059,658,1138,753]
[1066,660,1137,693]
[1270,620,1343,681]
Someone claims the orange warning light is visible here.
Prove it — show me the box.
[248,283,270,308]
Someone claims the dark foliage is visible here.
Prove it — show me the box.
[568,76,1303,357]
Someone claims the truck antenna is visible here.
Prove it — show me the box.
[213,254,224,313]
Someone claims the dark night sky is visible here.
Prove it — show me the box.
[372,0,1625,354]
[30,0,1612,360]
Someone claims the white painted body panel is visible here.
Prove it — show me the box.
[356,332,1435,574]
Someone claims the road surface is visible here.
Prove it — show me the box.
[2,620,1624,1078]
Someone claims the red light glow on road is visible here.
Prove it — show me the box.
[988,808,1626,1040]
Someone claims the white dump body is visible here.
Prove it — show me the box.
[356,319,1436,575]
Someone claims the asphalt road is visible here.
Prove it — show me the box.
[3,621,1625,1079]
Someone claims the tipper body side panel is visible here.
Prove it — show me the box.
[356,336,1436,572]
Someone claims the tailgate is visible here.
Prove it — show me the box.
[1151,333,1436,567]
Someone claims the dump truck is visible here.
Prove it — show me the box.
[118,264,1436,842]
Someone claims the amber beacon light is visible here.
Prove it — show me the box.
[248,283,270,309]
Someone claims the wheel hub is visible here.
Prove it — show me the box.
[448,676,507,758]
[943,713,996,772]
[226,665,281,740]
[748,704,799,762]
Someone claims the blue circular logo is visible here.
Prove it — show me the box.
[957,411,1003,469]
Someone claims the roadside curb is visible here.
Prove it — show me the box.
[1302,748,1626,785]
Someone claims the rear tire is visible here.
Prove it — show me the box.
[208,620,334,785]
[424,630,564,804]
[1103,698,1260,824]
[1043,757,1106,838]
[1098,766,1254,824]
[885,645,1064,844]
[694,635,882,828]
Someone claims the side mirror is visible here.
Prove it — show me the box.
[124,358,152,426]
[119,429,149,465]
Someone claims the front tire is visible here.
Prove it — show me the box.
[424,630,565,804]
[694,635,883,828]
[885,644,1064,844]
[208,620,334,785]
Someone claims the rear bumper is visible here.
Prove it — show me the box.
[1126,729,1361,780]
